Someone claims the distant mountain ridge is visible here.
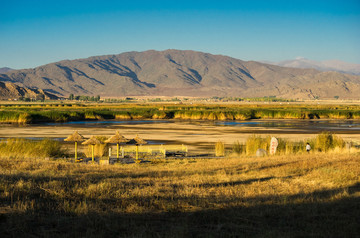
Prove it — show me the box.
[0,67,14,73]
[266,58,360,75]
[1,50,360,99]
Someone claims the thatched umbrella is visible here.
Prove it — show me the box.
[82,136,101,162]
[64,131,84,160]
[128,135,147,162]
[105,131,129,162]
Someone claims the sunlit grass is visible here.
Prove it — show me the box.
[0,138,66,159]
[0,152,359,237]
[1,103,360,123]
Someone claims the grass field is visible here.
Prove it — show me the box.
[0,153,359,237]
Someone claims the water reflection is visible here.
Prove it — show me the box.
[44,120,172,126]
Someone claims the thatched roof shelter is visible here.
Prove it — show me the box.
[128,135,147,145]
[82,136,101,145]
[64,131,84,142]
[105,131,129,144]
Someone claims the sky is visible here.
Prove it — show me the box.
[0,0,359,69]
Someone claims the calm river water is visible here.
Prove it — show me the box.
[39,119,360,133]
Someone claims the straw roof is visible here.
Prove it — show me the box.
[82,136,101,145]
[64,131,84,142]
[105,131,129,144]
[128,134,147,145]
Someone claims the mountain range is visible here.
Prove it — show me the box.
[265,57,360,75]
[0,67,14,73]
[1,50,360,99]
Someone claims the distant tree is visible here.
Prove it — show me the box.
[35,94,45,101]
[334,96,339,100]
[69,94,74,100]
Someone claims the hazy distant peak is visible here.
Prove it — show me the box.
[268,58,360,75]
[0,67,14,73]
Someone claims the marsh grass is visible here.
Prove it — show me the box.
[244,132,347,156]
[1,103,360,123]
[0,153,359,237]
[314,131,345,152]
[0,138,66,159]
[232,141,244,155]
[0,111,31,124]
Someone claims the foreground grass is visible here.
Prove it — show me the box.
[0,154,359,237]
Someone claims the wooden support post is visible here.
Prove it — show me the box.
[117,143,120,162]
[75,141,78,160]
[92,144,94,163]
[136,145,139,162]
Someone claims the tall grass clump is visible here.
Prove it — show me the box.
[215,141,225,156]
[285,141,307,154]
[314,132,345,152]
[245,136,308,155]
[245,135,271,155]
[0,138,65,158]
[0,111,31,123]
[232,141,244,155]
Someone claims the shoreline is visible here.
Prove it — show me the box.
[1,119,359,154]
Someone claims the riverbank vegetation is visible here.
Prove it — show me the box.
[1,132,355,161]
[0,138,66,159]
[0,152,359,237]
[1,102,360,124]
[231,132,349,156]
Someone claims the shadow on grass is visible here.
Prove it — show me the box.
[0,183,359,237]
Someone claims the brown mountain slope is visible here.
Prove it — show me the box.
[0,81,58,100]
[0,50,359,99]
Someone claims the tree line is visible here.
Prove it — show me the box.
[68,94,100,101]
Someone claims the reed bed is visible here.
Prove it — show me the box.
[1,103,360,124]
[0,153,359,237]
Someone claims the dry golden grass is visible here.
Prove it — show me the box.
[0,153,359,237]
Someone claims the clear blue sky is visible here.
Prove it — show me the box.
[1,0,359,69]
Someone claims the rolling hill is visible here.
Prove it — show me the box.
[0,81,58,100]
[1,50,360,99]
